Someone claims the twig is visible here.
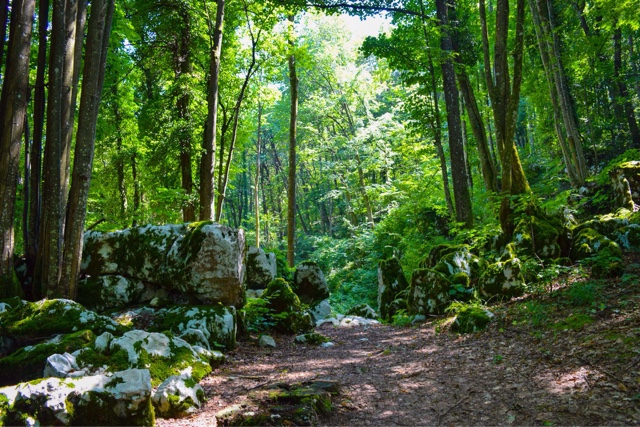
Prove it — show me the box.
[86,217,107,231]
[437,395,470,426]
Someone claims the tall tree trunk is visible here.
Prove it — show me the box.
[176,6,194,222]
[37,0,78,297]
[480,0,530,234]
[0,0,9,75]
[26,0,49,287]
[131,151,140,227]
[287,14,298,268]
[436,0,473,227]
[112,86,128,218]
[0,0,36,297]
[255,101,262,248]
[59,0,114,298]
[613,28,640,148]
[201,0,224,221]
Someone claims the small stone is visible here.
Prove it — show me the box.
[258,335,276,348]
[320,342,335,348]
[43,352,79,378]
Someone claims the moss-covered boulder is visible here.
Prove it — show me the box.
[428,245,484,300]
[611,224,640,251]
[408,269,452,315]
[294,332,330,345]
[0,368,154,426]
[451,306,494,333]
[76,275,146,312]
[216,380,338,426]
[262,279,314,334]
[150,304,236,351]
[0,330,96,387]
[512,215,563,259]
[246,246,277,290]
[0,299,125,354]
[477,258,525,300]
[76,330,212,387]
[377,257,410,321]
[570,227,623,261]
[346,303,378,319]
[293,262,330,305]
[610,161,640,209]
[152,372,205,418]
[81,222,246,306]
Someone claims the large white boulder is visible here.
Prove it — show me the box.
[245,246,277,290]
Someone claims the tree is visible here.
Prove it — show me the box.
[287,14,298,267]
[0,0,36,297]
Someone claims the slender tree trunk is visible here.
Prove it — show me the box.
[287,15,298,268]
[436,0,473,227]
[255,101,262,248]
[37,0,76,296]
[614,28,640,148]
[131,151,140,227]
[0,0,36,297]
[480,0,530,233]
[175,6,195,222]
[112,88,128,217]
[201,0,224,221]
[0,0,9,75]
[27,0,49,286]
[59,0,114,298]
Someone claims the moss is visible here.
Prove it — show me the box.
[513,216,563,260]
[263,279,302,314]
[0,330,97,387]
[409,269,452,315]
[68,389,156,426]
[451,306,493,333]
[477,258,525,300]
[377,257,409,321]
[0,299,125,347]
[294,333,330,345]
[421,244,472,269]
[571,227,622,261]
[552,314,594,331]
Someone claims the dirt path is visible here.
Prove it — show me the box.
[157,307,640,426]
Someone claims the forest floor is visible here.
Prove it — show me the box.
[158,254,640,426]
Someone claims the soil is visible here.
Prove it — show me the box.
[157,258,640,427]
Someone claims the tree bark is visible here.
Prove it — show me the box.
[0,0,35,297]
[436,0,473,227]
[287,14,298,268]
[59,0,114,298]
[255,101,262,248]
[613,28,640,148]
[480,0,530,233]
[201,0,224,221]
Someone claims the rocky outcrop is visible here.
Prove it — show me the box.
[377,257,410,320]
[152,372,206,418]
[80,222,246,307]
[0,369,155,426]
[477,257,525,299]
[451,306,494,333]
[262,279,314,334]
[346,303,378,319]
[610,161,640,210]
[245,246,277,290]
[293,262,330,305]
[408,269,452,315]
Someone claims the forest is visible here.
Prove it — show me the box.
[0,0,638,304]
[0,0,639,424]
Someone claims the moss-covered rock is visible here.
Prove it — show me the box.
[611,224,640,251]
[408,269,452,315]
[76,330,212,387]
[0,299,125,354]
[294,333,330,345]
[345,303,378,319]
[0,368,154,426]
[451,306,494,333]
[512,215,563,259]
[430,245,485,279]
[377,257,410,321]
[76,275,146,312]
[152,372,205,418]
[150,304,236,351]
[81,222,246,306]
[246,246,277,290]
[477,258,525,300]
[0,330,96,387]
[570,227,623,261]
[610,161,640,209]
[216,381,337,427]
[262,279,314,334]
[293,262,330,306]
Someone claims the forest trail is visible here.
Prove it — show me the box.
[157,281,640,427]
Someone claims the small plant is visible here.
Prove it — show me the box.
[242,298,276,333]
[492,354,504,364]
[391,309,413,327]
